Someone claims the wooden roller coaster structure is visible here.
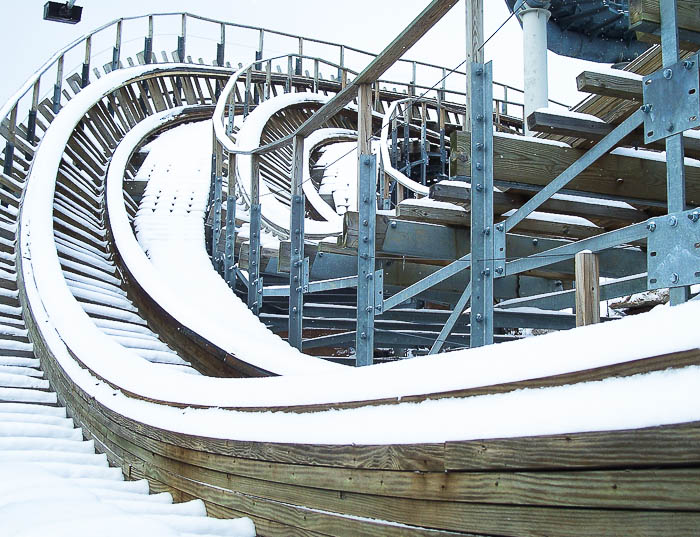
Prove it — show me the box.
[2,1,700,536]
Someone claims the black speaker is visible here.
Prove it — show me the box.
[43,2,82,24]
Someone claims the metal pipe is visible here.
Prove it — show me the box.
[518,2,550,135]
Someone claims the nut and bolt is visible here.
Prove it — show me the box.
[475,184,484,192]
[495,267,504,275]
[496,223,504,232]
[669,215,678,227]
[664,68,673,80]
[483,227,491,235]
[390,221,398,228]
[641,104,653,113]
[482,268,491,277]
[670,273,680,284]
[647,221,656,232]
[684,60,695,70]
[688,211,700,223]
[475,313,483,322]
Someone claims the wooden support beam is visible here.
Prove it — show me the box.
[527,109,700,160]
[575,250,600,327]
[449,131,700,206]
[576,70,643,101]
[630,0,700,35]
[430,180,647,225]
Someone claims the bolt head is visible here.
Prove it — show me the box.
[475,313,483,322]
[664,68,673,79]
[647,221,656,232]
[483,227,491,235]
[671,272,680,284]
[476,142,484,150]
[532,238,539,246]
[496,223,504,232]
[475,184,484,192]
[475,163,483,171]
[641,104,653,113]
[495,267,504,274]
[390,221,397,228]
[684,60,695,70]
[669,215,678,227]
[362,219,368,226]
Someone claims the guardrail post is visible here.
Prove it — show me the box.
[469,61,494,348]
[296,38,303,76]
[338,45,345,83]
[225,153,238,289]
[144,16,153,65]
[439,69,447,177]
[26,80,40,146]
[289,135,306,350]
[3,104,16,176]
[313,59,319,93]
[53,54,64,114]
[356,84,376,366]
[661,0,690,306]
[82,35,91,87]
[265,60,272,101]
[286,56,293,93]
[256,30,264,70]
[112,20,122,71]
[575,250,600,327]
[244,67,251,117]
[248,154,263,314]
[178,14,186,62]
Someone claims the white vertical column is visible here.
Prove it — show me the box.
[518,2,550,135]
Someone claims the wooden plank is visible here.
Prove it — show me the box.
[452,131,700,206]
[397,199,467,226]
[630,0,700,34]
[576,70,643,101]
[527,109,700,160]
[446,421,700,470]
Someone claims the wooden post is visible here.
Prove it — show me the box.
[464,0,484,131]
[575,250,600,327]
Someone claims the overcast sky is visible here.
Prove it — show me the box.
[0,1,601,109]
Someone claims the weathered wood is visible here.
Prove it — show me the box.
[630,0,700,34]
[527,109,700,160]
[447,421,700,470]
[451,130,700,206]
[575,250,600,326]
[576,70,643,101]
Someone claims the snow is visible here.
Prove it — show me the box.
[111,110,343,376]
[0,464,255,537]
[399,198,467,212]
[583,65,643,81]
[611,146,700,168]
[535,106,604,123]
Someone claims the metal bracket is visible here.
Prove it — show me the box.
[374,269,384,314]
[643,53,700,144]
[302,257,310,293]
[647,209,700,289]
[494,222,506,278]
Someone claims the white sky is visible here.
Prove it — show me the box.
[0,0,602,110]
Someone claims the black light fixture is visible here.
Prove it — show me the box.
[43,1,83,24]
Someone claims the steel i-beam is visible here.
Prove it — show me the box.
[470,61,495,348]
[356,154,377,366]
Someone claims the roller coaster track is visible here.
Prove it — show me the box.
[2,10,700,537]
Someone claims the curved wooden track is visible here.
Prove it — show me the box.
[2,13,699,537]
